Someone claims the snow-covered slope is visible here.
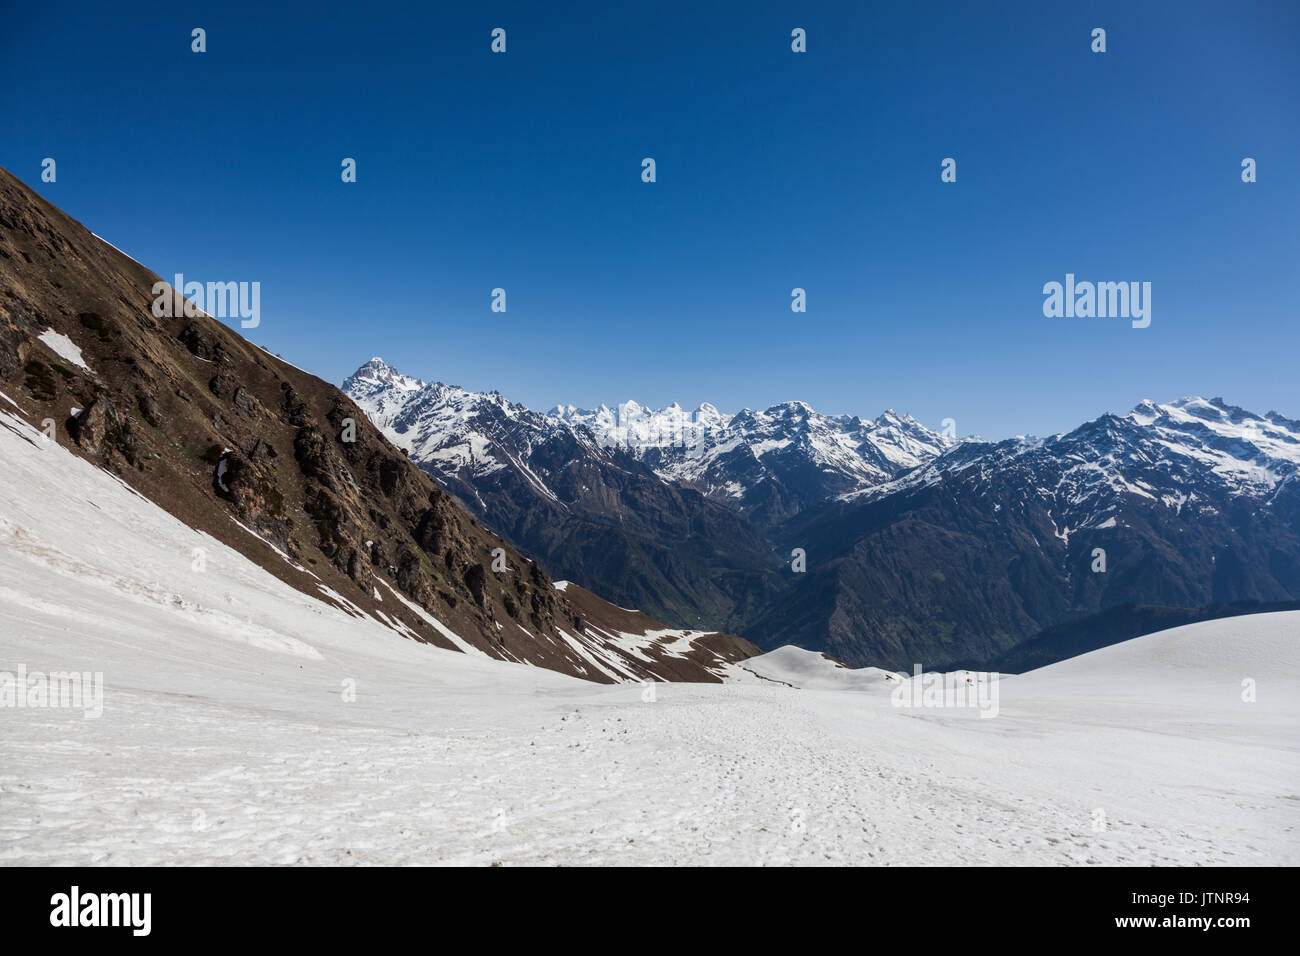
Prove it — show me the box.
[1012,608,1298,693]
[0,407,752,688]
[3,404,1295,864]
[0,165,765,686]
[733,646,905,690]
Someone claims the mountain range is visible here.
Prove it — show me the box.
[345,358,1300,669]
[4,155,1294,679]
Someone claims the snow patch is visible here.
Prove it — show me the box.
[37,329,92,372]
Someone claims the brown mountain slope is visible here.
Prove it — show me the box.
[0,166,758,683]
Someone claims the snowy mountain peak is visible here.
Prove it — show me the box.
[852,395,1300,521]
[343,357,426,395]
[343,361,958,520]
[1124,396,1294,450]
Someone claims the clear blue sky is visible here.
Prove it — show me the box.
[3,0,1297,438]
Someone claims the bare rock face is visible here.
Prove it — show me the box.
[69,395,129,457]
[0,164,760,683]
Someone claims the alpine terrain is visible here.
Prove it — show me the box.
[0,166,1295,869]
[0,166,758,683]
[346,359,1300,669]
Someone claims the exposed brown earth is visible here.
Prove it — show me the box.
[0,166,758,683]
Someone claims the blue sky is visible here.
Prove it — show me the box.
[3,0,1297,438]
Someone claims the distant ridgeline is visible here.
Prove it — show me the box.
[347,359,1300,670]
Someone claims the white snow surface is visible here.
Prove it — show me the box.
[37,328,92,372]
[736,646,905,691]
[1,409,1297,865]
